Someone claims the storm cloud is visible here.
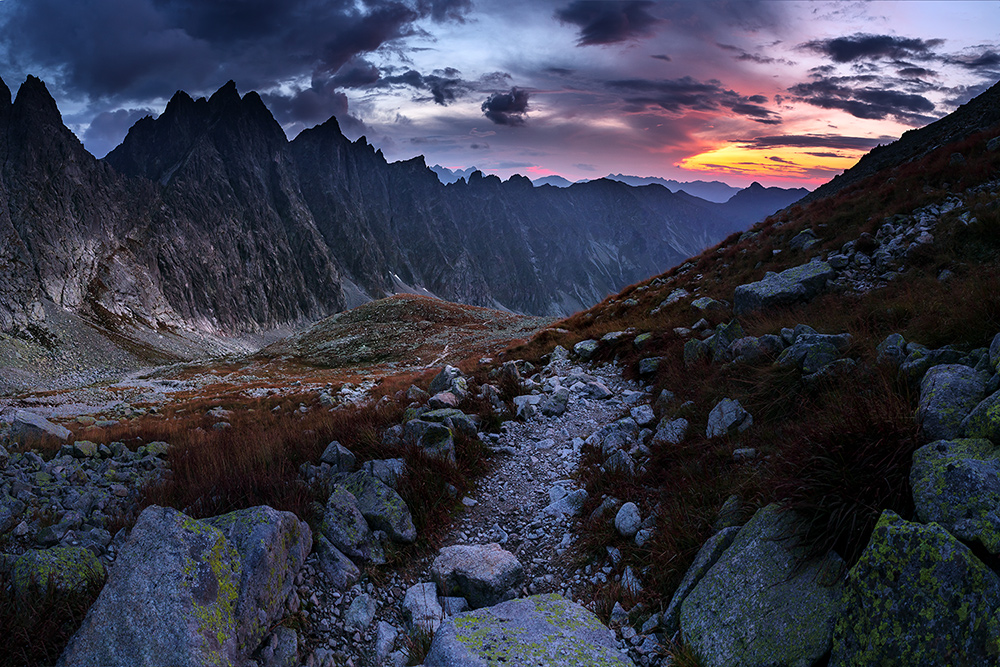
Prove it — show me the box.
[803,33,945,63]
[609,77,781,124]
[481,87,530,126]
[555,1,661,46]
[789,78,936,124]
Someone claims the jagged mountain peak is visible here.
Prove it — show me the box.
[12,75,63,126]
[0,75,10,109]
[208,79,240,108]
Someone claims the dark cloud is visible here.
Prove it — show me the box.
[608,76,781,124]
[546,67,576,76]
[802,33,945,63]
[805,151,843,158]
[897,65,935,79]
[554,1,661,46]
[262,78,367,136]
[416,0,473,23]
[738,134,891,151]
[378,67,471,105]
[789,78,935,124]
[82,107,156,158]
[330,58,382,88]
[947,51,1000,70]
[651,54,671,62]
[481,87,529,126]
[574,163,597,171]
[716,43,792,66]
[768,156,794,164]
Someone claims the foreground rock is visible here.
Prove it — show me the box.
[424,593,633,667]
[733,260,835,315]
[57,504,309,667]
[680,505,845,667]
[917,364,985,440]
[11,409,72,442]
[831,511,1000,666]
[431,543,524,609]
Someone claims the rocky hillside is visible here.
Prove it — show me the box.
[0,74,795,355]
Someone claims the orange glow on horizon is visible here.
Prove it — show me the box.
[678,144,865,186]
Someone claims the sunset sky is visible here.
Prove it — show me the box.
[1,0,998,188]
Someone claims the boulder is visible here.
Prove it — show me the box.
[431,543,523,609]
[733,260,836,315]
[344,593,377,631]
[910,438,1000,553]
[777,333,851,375]
[421,409,478,438]
[253,627,298,667]
[343,472,416,543]
[313,535,360,590]
[706,398,753,438]
[319,441,356,472]
[513,394,543,419]
[652,417,688,446]
[662,526,739,636]
[361,458,407,489]
[990,332,1000,371]
[684,338,709,365]
[614,502,641,538]
[203,506,311,655]
[706,320,745,363]
[402,582,445,633]
[402,419,456,463]
[540,488,588,518]
[0,494,26,534]
[876,333,908,371]
[638,356,665,375]
[605,450,635,475]
[320,485,374,561]
[12,409,71,442]
[11,547,106,597]
[831,511,1000,666]
[424,594,632,667]
[573,339,599,360]
[629,404,656,427]
[539,387,570,417]
[429,366,468,400]
[917,364,985,440]
[428,392,460,409]
[962,390,1000,443]
[57,506,243,667]
[680,505,845,667]
[587,417,639,455]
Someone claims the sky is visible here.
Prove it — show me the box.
[0,1,998,189]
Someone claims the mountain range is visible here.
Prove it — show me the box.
[0,75,806,350]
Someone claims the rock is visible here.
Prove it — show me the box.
[680,505,845,667]
[638,357,665,376]
[429,391,460,409]
[0,494,26,534]
[662,526,739,636]
[615,502,642,538]
[962,390,1000,443]
[989,136,1000,153]
[343,472,417,543]
[320,441,356,472]
[429,366,468,400]
[588,496,622,524]
[0,444,8,470]
[706,320,745,363]
[788,229,818,251]
[431,543,524,609]
[540,387,570,417]
[831,511,1000,666]
[362,458,407,489]
[12,409,71,442]
[441,596,470,616]
[691,297,729,314]
[777,333,851,375]
[541,488,588,517]
[581,380,613,400]
[733,447,757,462]
[513,394,543,419]
[403,582,445,633]
[706,398,753,438]
[56,506,243,667]
[652,389,675,416]
[621,566,642,597]
[72,440,99,458]
[573,339,600,360]
[910,438,1000,553]
[203,506,311,655]
[424,594,632,667]
[605,450,635,475]
[733,260,835,315]
[917,364,985,440]
[344,593,377,631]
[375,621,398,663]
[254,627,298,667]
[314,535,360,590]
[402,419,456,463]
[407,385,430,403]
[588,417,639,455]
[652,417,688,446]
[320,485,374,561]
[11,547,106,597]
[990,332,1000,371]
[876,333,908,371]
[628,404,655,427]
[144,441,170,458]
[421,408,478,438]
[712,495,742,531]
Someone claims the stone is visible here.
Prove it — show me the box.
[56,506,243,667]
[831,511,1000,666]
[12,409,71,442]
[72,440,99,458]
[910,438,1000,553]
[320,485,374,561]
[638,357,665,376]
[588,497,622,524]
[254,627,298,667]
[691,297,728,314]
[621,565,642,597]
[652,417,688,446]
[403,419,456,463]
[662,526,739,636]
[629,404,656,427]
[573,339,599,360]
[788,229,818,251]
[0,494,26,534]
[615,502,641,538]
[680,505,845,667]
[429,392,460,409]
[652,389,675,416]
[11,547,106,597]
[431,543,524,609]
[733,260,836,315]
[733,447,757,462]
[343,472,417,544]
[203,506,311,656]
[706,320,745,363]
[403,581,445,633]
[344,593,377,631]
[605,450,635,475]
[706,398,753,438]
[683,338,708,365]
[421,409,478,438]
[962,390,1000,443]
[917,364,985,440]
[990,332,1000,371]
[320,441,356,472]
[712,495,742,531]
[513,394,543,419]
[588,417,639,455]
[362,458,407,488]
[407,385,430,403]
[375,621,398,663]
[0,443,8,470]
[441,596,470,616]
[541,488,588,518]
[314,535,360,590]
[424,594,632,667]
[429,366,468,400]
[144,441,170,458]
[540,387,570,417]
[777,333,851,375]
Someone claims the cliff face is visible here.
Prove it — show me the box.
[0,76,757,339]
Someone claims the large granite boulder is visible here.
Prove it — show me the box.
[777,333,851,375]
[11,409,72,442]
[429,366,468,401]
[320,485,374,561]
[910,438,1000,553]
[314,535,360,590]
[343,471,416,543]
[402,419,456,463]
[57,506,243,667]
[917,364,985,440]
[424,594,632,667]
[204,506,311,654]
[402,582,445,633]
[319,441,356,472]
[431,543,523,609]
[831,511,1000,666]
[662,526,739,637]
[680,505,845,667]
[962,390,1000,443]
[733,260,835,315]
[706,398,753,439]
